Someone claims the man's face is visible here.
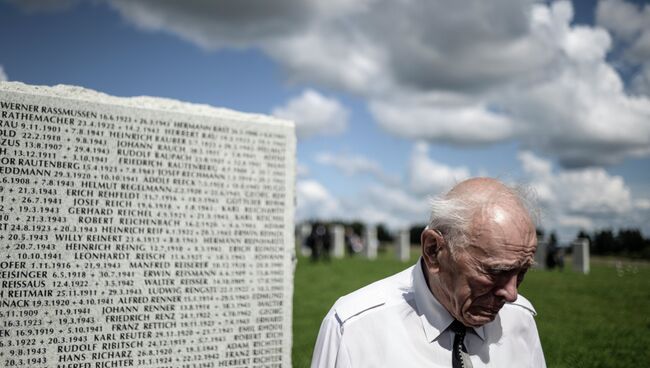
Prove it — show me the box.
[434,206,537,327]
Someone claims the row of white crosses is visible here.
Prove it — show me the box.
[299,223,590,271]
[572,238,590,274]
[298,223,411,262]
[533,237,590,274]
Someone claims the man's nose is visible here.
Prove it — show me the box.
[494,274,518,302]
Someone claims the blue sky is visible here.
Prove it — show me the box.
[1,0,649,241]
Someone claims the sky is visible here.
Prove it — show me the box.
[1,0,649,241]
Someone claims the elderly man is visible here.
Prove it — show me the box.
[311,178,545,367]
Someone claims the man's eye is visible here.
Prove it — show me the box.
[516,270,528,284]
[489,269,511,277]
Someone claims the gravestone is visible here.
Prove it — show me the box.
[331,225,345,259]
[533,240,547,269]
[572,238,590,274]
[0,82,296,367]
[396,229,410,262]
[363,225,378,260]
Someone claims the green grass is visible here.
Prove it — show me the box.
[292,249,650,367]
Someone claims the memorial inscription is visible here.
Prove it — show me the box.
[0,82,295,368]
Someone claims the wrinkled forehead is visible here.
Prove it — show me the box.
[465,203,537,262]
[460,241,537,275]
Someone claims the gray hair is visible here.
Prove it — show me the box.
[427,182,539,255]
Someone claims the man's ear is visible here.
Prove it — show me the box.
[421,228,445,273]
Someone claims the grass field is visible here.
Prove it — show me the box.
[292,248,650,367]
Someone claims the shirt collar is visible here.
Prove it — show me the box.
[412,258,486,342]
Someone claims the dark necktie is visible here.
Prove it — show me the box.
[449,320,473,368]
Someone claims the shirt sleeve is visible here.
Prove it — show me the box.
[311,308,351,368]
[527,315,547,368]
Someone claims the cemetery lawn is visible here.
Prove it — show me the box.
[292,250,650,368]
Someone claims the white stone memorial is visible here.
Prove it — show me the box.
[396,229,410,262]
[0,82,296,367]
[364,225,378,260]
[331,225,345,259]
[572,238,590,274]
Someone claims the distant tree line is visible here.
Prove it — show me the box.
[576,228,650,259]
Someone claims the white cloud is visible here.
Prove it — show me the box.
[597,0,650,95]
[271,89,348,138]
[506,65,650,166]
[555,169,631,215]
[108,0,315,49]
[353,206,408,230]
[409,143,471,195]
[596,0,650,46]
[315,152,379,175]
[296,162,309,177]
[497,2,650,166]
[370,97,516,146]
[0,66,7,82]
[307,149,439,228]
[18,0,650,166]
[517,151,554,203]
[519,150,632,215]
[630,63,650,96]
[634,198,650,210]
[353,184,430,229]
[562,25,611,63]
[297,147,450,228]
[555,214,594,230]
[367,184,430,219]
[108,0,370,50]
[266,29,385,95]
[52,0,650,166]
[518,150,552,177]
[515,150,650,241]
[315,151,399,184]
[295,177,427,228]
[366,1,650,166]
[295,179,341,221]
[296,148,648,236]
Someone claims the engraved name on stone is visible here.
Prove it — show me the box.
[0,82,295,368]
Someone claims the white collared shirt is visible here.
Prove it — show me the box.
[311,260,546,367]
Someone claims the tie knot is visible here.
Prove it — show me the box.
[449,320,467,336]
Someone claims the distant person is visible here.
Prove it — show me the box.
[545,243,557,269]
[306,222,331,262]
[555,248,564,271]
[545,232,560,270]
[312,178,546,367]
[344,227,363,256]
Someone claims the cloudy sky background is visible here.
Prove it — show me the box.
[1,0,649,241]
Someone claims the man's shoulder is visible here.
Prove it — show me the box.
[330,265,415,326]
[503,293,537,316]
